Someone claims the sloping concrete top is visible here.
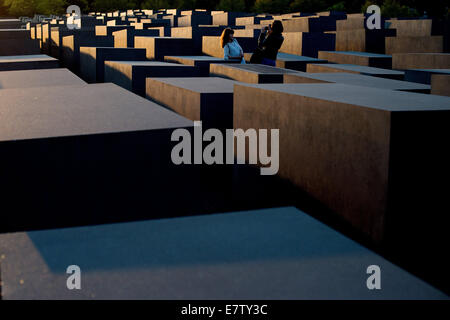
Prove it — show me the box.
[0,207,446,299]
[166,55,228,61]
[0,54,58,63]
[309,63,404,76]
[214,63,298,74]
[148,77,238,93]
[288,72,430,91]
[410,69,450,74]
[0,68,86,89]
[0,83,192,142]
[321,51,392,58]
[106,60,190,67]
[235,83,450,112]
[276,52,327,62]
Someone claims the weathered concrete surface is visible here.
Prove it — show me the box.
[177,14,212,27]
[0,207,447,300]
[0,39,40,56]
[0,54,59,71]
[171,26,225,52]
[210,63,297,83]
[431,74,450,97]
[112,28,159,48]
[387,19,434,37]
[385,36,443,55]
[283,72,430,93]
[79,46,146,83]
[0,18,22,29]
[236,16,272,26]
[392,53,450,70]
[234,82,450,248]
[61,32,114,73]
[306,63,404,80]
[95,25,133,37]
[146,77,236,129]
[104,61,200,96]
[243,52,327,71]
[280,32,335,58]
[318,51,392,68]
[135,36,197,60]
[212,12,249,26]
[404,69,450,84]
[164,55,239,76]
[335,29,396,54]
[0,68,85,89]
[0,29,31,40]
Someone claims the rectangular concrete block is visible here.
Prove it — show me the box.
[404,69,450,84]
[0,207,446,299]
[235,16,272,26]
[0,39,40,56]
[387,19,434,37]
[210,63,297,83]
[0,68,86,89]
[177,14,212,27]
[318,51,392,69]
[95,25,133,37]
[61,32,114,73]
[146,77,236,129]
[0,18,22,29]
[164,55,240,76]
[104,61,201,96]
[335,29,396,53]
[283,72,430,93]
[0,54,59,71]
[234,82,450,245]
[79,47,147,83]
[0,29,31,40]
[431,74,450,97]
[280,32,335,58]
[243,52,327,71]
[212,12,249,26]
[392,53,450,70]
[113,28,159,48]
[135,36,197,61]
[306,63,404,80]
[0,83,201,232]
[171,26,225,52]
[385,36,443,55]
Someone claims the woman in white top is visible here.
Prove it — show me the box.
[221,28,246,64]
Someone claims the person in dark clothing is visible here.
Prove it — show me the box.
[253,20,284,66]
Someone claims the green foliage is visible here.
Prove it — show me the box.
[175,0,196,10]
[290,0,327,13]
[36,0,68,15]
[327,1,346,11]
[380,0,419,18]
[92,0,137,11]
[3,0,37,16]
[253,0,290,13]
[217,0,246,12]
[141,0,170,10]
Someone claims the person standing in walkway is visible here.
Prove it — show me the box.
[251,20,284,66]
[221,28,246,64]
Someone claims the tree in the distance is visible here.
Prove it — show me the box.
[217,0,246,12]
[253,0,290,13]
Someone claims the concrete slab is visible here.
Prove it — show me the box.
[104,61,201,96]
[385,36,443,55]
[318,51,392,68]
[164,55,240,76]
[0,19,22,29]
[135,36,197,61]
[431,74,450,97]
[0,83,205,232]
[79,47,146,83]
[234,82,450,248]
[177,14,212,27]
[112,28,159,48]
[307,63,404,80]
[171,26,225,52]
[335,29,395,53]
[61,33,114,73]
[243,52,327,71]
[210,63,297,83]
[280,32,335,58]
[0,68,85,89]
[146,77,236,128]
[0,29,31,40]
[284,72,430,93]
[404,69,450,84]
[392,53,450,70]
[0,54,59,71]
[0,39,40,56]
[0,207,447,299]
[212,12,249,26]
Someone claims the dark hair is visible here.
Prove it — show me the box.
[220,28,234,48]
[270,20,284,35]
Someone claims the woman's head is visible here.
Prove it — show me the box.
[269,20,284,35]
[220,28,234,48]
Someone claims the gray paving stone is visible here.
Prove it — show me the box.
[0,207,447,299]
